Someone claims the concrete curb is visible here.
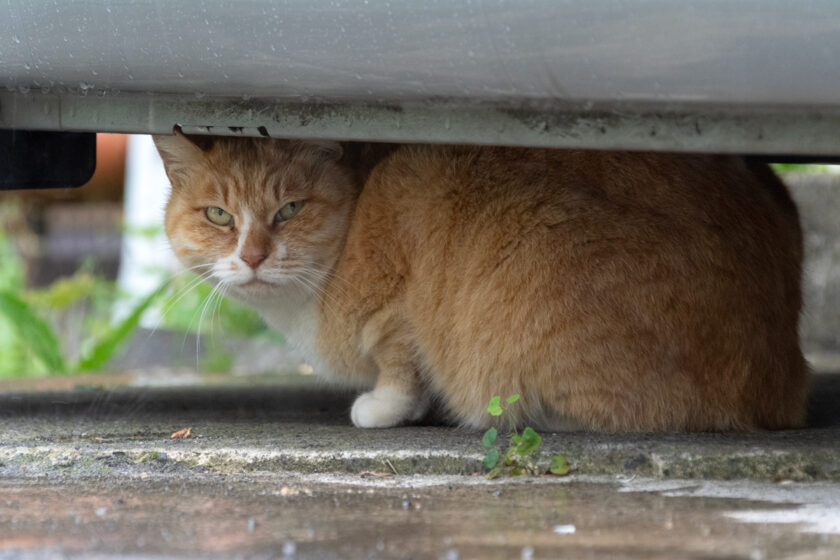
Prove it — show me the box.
[2,374,838,483]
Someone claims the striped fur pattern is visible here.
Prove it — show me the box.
[155,131,808,432]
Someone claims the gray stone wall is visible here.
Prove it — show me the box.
[786,173,840,358]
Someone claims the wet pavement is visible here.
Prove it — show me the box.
[1,371,839,558]
[3,475,840,559]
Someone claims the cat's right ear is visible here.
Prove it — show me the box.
[153,127,215,185]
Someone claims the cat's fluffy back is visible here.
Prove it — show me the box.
[155,134,807,432]
[327,146,807,431]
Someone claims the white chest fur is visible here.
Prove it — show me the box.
[255,295,339,380]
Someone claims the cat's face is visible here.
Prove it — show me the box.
[154,132,358,304]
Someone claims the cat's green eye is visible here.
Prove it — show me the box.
[276,200,305,223]
[205,206,233,226]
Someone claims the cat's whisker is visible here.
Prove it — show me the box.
[128,265,217,351]
[208,280,231,350]
[170,264,216,281]
[299,281,345,316]
[298,264,356,296]
[301,265,349,289]
[289,276,339,320]
[210,280,230,346]
[288,268,329,297]
[198,286,216,350]
[149,241,175,252]
[297,267,355,307]
[212,281,230,343]
[194,278,229,368]
[288,264,343,296]
[322,268,357,291]
[291,273,343,321]
[166,270,223,365]
[147,276,214,339]
[157,268,216,317]
[179,263,216,273]
[150,263,214,293]
[156,265,215,292]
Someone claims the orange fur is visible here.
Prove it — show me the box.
[155,132,808,432]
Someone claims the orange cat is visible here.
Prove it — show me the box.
[155,131,808,432]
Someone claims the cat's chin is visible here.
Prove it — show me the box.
[227,277,308,303]
[241,278,271,287]
[221,278,273,299]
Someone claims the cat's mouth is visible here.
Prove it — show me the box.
[239,278,272,288]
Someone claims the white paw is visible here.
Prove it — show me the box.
[350,386,424,428]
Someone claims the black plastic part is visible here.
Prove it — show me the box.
[0,129,96,190]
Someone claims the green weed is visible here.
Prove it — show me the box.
[0,282,163,375]
[481,394,571,479]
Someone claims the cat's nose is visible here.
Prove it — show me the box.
[241,252,267,270]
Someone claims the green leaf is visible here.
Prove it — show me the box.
[504,447,517,467]
[549,455,571,476]
[74,284,165,373]
[487,395,503,416]
[25,273,96,309]
[515,426,542,455]
[0,290,66,374]
[0,230,24,292]
[483,448,500,469]
[484,465,504,480]
[505,394,520,404]
[482,427,498,448]
[201,347,234,373]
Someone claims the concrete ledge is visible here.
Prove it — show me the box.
[2,373,838,483]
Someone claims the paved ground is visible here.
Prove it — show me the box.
[1,371,839,558]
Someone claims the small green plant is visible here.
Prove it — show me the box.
[0,283,164,375]
[481,394,571,479]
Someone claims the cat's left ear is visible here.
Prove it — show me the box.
[153,127,215,185]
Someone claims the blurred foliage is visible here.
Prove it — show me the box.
[0,290,66,374]
[0,239,162,376]
[0,226,24,292]
[0,222,271,378]
[201,346,236,374]
[771,163,839,174]
[159,274,267,337]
